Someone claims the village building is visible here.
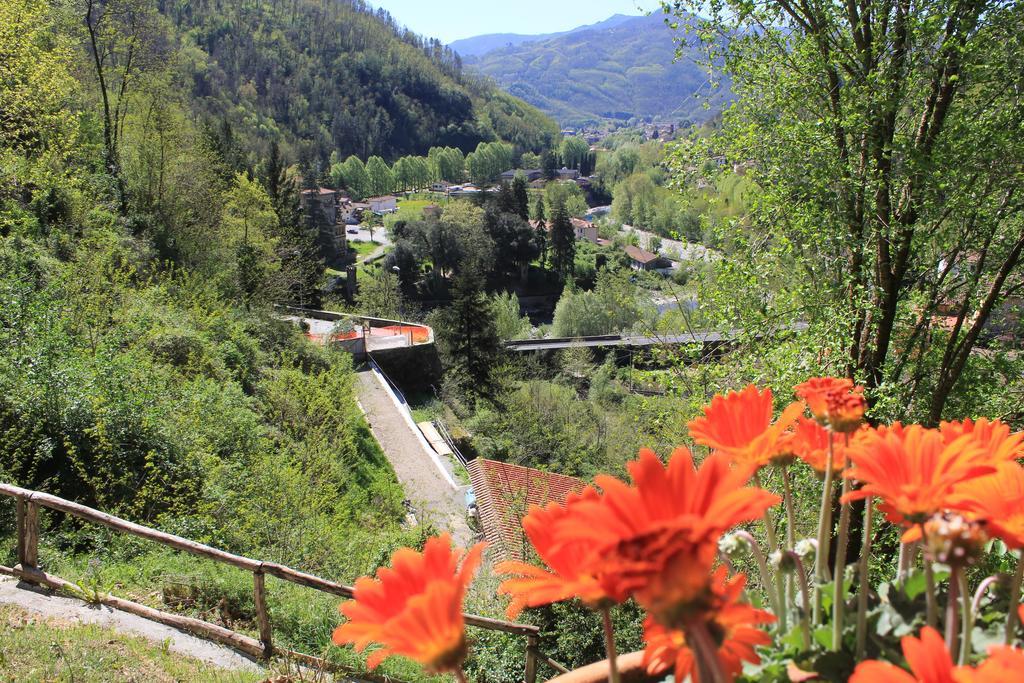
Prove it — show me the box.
[556,167,580,181]
[570,217,599,244]
[500,169,543,182]
[624,244,672,273]
[300,187,347,258]
[466,459,586,561]
[430,181,453,193]
[367,195,398,214]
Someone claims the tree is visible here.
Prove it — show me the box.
[511,174,530,220]
[336,156,369,199]
[545,181,589,219]
[491,292,531,340]
[664,0,1024,423]
[365,156,393,196]
[356,269,404,319]
[431,270,503,400]
[222,173,280,308]
[83,0,169,213]
[542,149,559,180]
[550,202,575,282]
[560,136,590,171]
[520,151,542,169]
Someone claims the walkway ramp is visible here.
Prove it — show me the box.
[355,366,473,546]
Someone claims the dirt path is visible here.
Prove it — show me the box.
[355,368,474,546]
[0,576,264,674]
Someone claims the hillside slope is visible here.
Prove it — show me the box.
[462,13,730,126]
[163,0,558,164]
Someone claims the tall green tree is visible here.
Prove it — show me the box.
[664,0,1024,423]
[365,155,394,196]
[511,173,530,220]
[550,202,575,282]
[431,270,503,399]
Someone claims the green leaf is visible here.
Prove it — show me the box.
[813,626,833,650]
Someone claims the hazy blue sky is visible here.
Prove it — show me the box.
[371,1,662,43]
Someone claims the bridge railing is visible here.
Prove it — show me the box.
[0,483,562,682]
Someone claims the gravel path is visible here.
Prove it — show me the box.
[0,576,264,673]
[355,368,474,546]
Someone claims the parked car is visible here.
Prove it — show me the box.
[347,228,359,234]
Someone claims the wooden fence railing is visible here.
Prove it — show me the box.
[0,483,559,682]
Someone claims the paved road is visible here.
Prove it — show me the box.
[354,368,473,546]
[0,577,264,673]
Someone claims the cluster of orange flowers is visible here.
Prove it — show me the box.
[850,616,1024,682]
[330,376,1024,682]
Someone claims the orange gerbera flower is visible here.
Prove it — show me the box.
[849,626,959,683]
[947,462,1024,549]
[960,646,1024,683]
[554,448,780,626]
[643,569,775,683]
[843,425,994,537]
[333,533,485,673]
[940,418,1024,462]
[687,384,804,468]
[495,487,626,619]
[790,416,849,475]
[794,376,865,433]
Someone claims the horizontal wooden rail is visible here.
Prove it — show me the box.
[0,482,554,682]
[0,483,538,636]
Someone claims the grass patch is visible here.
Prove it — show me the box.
[348,239,383,260]
[39,547,442,683]
[0,604,261,682]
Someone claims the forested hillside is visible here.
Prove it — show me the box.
[0,0,442,675]
[162,0,558,166]
[463,12,730,126]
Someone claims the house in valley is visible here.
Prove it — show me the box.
[625,245,672,273]
[570,217,599,244]
[367,195,398,214]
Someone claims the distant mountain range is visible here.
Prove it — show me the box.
[453,13,730,126]
[448,14,638,57]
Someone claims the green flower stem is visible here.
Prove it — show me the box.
[600,606,622,683]
[782,465,796,550]
[735,530,782,618]
[1006,553,1023,645]
[945,565,960,654]
[754,471,787,631]
[831,477,852,651]
[964,575,999,663]
[958,570,972,665]
[813,432,837,624]
[785,550,812,651]
[923,524,938,629]
[687,619,727,683]
[855,496,874,660]
[782,464,798,620]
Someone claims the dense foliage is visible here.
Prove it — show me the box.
[160,0,558,167]
[662,0,1024,424]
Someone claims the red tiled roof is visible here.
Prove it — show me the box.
[301,187,337,196]
[467,459,586,562]
[570,217,594,230]
[624,245,663,264]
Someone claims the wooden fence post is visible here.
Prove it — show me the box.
[525,634,539,683]
[253,569,273,658]
[16,498,39,576]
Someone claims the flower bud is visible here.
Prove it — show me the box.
[922,512,987,567]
